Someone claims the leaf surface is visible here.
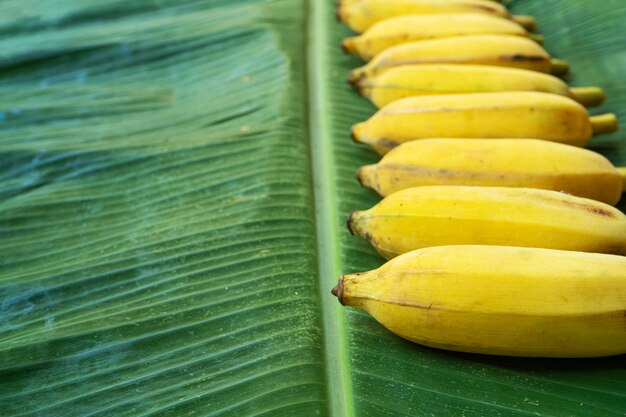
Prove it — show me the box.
[1,0,625,416]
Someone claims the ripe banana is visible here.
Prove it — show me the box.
[351,92,618,154]
[342,14,543,61]
[347,186,626,259]
[336,0,536,33]
[356,64,605,108]
[332,245,626,358]
[357,139,626,205]
[347,35,569,85]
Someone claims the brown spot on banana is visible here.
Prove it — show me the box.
[587,206,618,218]
[508,54,546,62]
[595,245,626,256]
[538,193,619,218]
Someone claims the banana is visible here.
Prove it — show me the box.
[331,245,626,357]
[336,0,536,33]
[357,139,626,205]
[351,92,618,154]
[348,35,569,84]
[347,186,626,259]
[342,14,543,61]
[356,64,605,108]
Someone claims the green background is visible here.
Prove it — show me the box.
[1,1,624,416]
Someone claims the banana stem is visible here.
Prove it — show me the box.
[550,59,570,76]
[617,167,626,192]
[569,87,606,107]
[512,15,537,32]
[590,114,619,135]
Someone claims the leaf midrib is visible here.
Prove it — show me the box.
[307,0,354,416]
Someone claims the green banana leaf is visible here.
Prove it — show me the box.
[1,0,625,415]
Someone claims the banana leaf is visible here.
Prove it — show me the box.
[1,0,624,415]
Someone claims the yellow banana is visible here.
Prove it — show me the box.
[356,64,604,108]
[348,35,569,84]
[348,186,626,259]
[336,0,536,33]
[351,92,618,154]
[332,245,626,358]
[342,14,543,61]
[357,139,626,205]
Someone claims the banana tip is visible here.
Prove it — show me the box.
[350,124,361,143]
[335,2,343,22]
[347,211,358,235]
[352,78,365,95]
[331,276,344,304]
[347,73,357,87]
[347,69,365,87]
[355,167,364,185]
[341,38,355,55]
